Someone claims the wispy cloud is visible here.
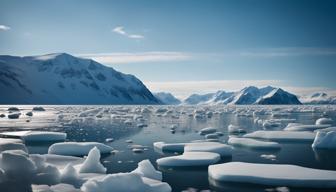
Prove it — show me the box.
[80,52,191,64]
[239,47,336,57]
[144,80,336,99]
[112,26,144,39]
[0,25,10,31]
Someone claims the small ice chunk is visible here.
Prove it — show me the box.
[184,142,232,157]
[205,133,219,139]
[8,107,20,111]
[32,106,46,111]
[228,137,281,149]
[153,142,186,153]
[312,131,336,149]
[26,111,33,116]
[316,118,333,125]
[48,142,113,156]
[77,147,106,174]
[132,159,162,181]
[105,138,114,142]
[228,124,246,134]
[157,152,220,167]
[199,127,217,135]
[244,131,316,142]
[7,112,21,119]
[260,154,277,160]
[209,162,336,188]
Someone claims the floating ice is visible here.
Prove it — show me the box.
[77,147,106,174]
[0,131,66,142]
[0,138,27,152]
[205,133,219,139]
[312,131,336,149]
[153,142,186,153]
[260,154,277,160]
[228,124,246,134]
[199,127,217,135]
[7,112,21,119]
[48,142,113,156]
[32,183,81,192]
[156,152,220,167]
[131,160,162,181]
[184,142,233,157]
[244,131,316,142]
[209,162,336,188]
[26,111,33,116]
[80,172,171,192]
[316,118,333,125]
[284,124,330,132]
[32,106,46,111]
[228,137,281,149]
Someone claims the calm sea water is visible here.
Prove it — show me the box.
[1,105,336,192]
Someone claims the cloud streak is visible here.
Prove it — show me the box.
[0,25,10,31]
[239,47,336,57]
[112,26,144,39]
[80,52,191,64]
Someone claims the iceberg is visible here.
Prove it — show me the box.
[316,118,333,125]
[48,142,113,156]
[131,160,162,181]
[209,162,336,188]
[228,137,281,149]
[156,152,220,167]
[76,147,106,174]
[312,131,336,149]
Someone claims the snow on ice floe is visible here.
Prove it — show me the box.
[312,131,336,149]
[209,162,336,188]
[0,131,66,142]
[284,124,330,132]
[184,142,233,157]
[228,137,281,150]
[316,118,333,125]
[80,172,171,192]
[48,142,113,156]
[244,130,316,142]
[156,152,220,167]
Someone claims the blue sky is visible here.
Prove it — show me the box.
[1,0,336,98]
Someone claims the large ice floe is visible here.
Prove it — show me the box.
[0,131,66,142]
[312,131,336,149]
[228,137,281,150]
[209,162,336,188]
[283,124,330,132]
[184,142,233,157]
[244,130,316,142]
[48,142,113,156]
[157,152,220,167]
[153,141,186,153]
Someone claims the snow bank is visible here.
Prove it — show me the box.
[48,142,113,156]
[312,131,336,149]
[156,152,220,167]
[184,142,233,157]
[244,131,316,142]
[228,137,281,149]
[81,172,171,192]
[209,162,336,188]
[316,118,333,125]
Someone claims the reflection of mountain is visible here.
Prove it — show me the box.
[183,86,302,105]
[0,53,160,104]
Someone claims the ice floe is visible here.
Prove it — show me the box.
[228,137,281,150]
[184,142,233,157]
[312,131,336,149]
[199,127,217,135]
[48,142,113,156]
[284,124,330,132]
[244,130,316,142]
[153,142,186,153]
[209,162,336,188]
[0,138,27,152]
[0,131,66,142]
[157,152,220,167]
[228,124,246,134]
[316,118,333,125]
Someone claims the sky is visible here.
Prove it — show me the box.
[1,0,336,98]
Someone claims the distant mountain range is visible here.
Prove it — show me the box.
[0,53,160,104]
[157,86,336,105]
[154,92,181,105]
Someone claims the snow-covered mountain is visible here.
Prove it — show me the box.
[154,92,181,105]
[0,53,160,104]
[300,92,336,104]
[183,86,302,105]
